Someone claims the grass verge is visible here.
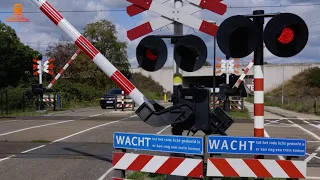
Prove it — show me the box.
[126,172,285,180]
[227,107,251,120]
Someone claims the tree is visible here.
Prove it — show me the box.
[204,61,211,66]
[83,20,130,73]
[0,22,40,88]
[46,19,130,88]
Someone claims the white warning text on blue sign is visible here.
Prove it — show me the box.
[113,132,203,155]
[207,136,306,156]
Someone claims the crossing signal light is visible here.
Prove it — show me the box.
[264,13,309,57]
[136,35,167,72]
[174,35,207,72]
[217,15,259,58]
[229,74,240,87]
[33,59,41,76]
[217,13,308,58]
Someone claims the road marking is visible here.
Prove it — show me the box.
[89,113,104,117]
[0,120,75,137]
[97,167,115,180]
[303,119,320,130]
[287,119,320,163]
[0,155,15,162]
[0,117,130,163]
[305,153,320,160]
[287,120,320,141]
[51,120,120,143]
[306,177,320,179]
[157,125,171,134]
[264,124,293,128]
[98,125,171,180]
[21,145,46,154]
[305,153,317,163]
[0,120,18,124]
[307,141,320,143]
[264,130,285,160]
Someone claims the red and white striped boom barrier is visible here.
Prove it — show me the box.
[30,0,147,107]
[233,59,254,89]
[47,48,81,89]
[206,158,306,179]
[112,152,203,178]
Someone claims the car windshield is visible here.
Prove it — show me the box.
[107,89,122,95]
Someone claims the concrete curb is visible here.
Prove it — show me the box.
[264,106,298,118]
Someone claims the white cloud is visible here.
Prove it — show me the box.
[2,0,320,68]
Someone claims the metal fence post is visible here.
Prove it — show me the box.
[114,99,117,111]
[22,91,25,112]
[241,97,244,111]
[0,92,2,115]
[314,97,317,114]
[57,92,61,110]
[122,91,125,111]
[53,93,56,111]
[5,89,8,115]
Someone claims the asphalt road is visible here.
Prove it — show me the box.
[0,106,319,180]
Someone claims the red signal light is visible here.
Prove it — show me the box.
[278,27,294,44]
[145,49,157,61]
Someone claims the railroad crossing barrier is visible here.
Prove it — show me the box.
[112,132,307,179]
[114,91,135,111]
[212,96,244,111]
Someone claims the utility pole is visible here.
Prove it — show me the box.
[207,20,217,109]
[168,0,184,179]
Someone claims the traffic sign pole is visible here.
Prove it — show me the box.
[39,61,43,85]
[252,10,265,180]
[169,0,184,179]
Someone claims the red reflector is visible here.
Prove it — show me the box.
[145,49,157,61]
[278,27,294,44]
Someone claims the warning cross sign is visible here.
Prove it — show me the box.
[126,0,227,40]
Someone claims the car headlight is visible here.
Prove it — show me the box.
[101,98,104,100]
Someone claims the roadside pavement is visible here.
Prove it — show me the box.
[245,101,320,119]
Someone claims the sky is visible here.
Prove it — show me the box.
[0,0,320,68]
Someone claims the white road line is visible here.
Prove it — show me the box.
[0,120,75,137]
[21,145,46,154]
[265,125,293,128]
[287,119,320,162]
[0,155,15,162]
[303,119,320,129]
[97,167,115,180]
[89,113,104,118]
[287,120,320,141]
[98,125,171,180]
[305,153,317,163]
[264,130,285,160]
[306,177,320,179]
[0,117,130,163]
[307,141,320,143]
[156,125,171,134]
[51,120,120,143]
[306,153,320,160]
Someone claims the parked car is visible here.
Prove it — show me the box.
[100,88,132,109]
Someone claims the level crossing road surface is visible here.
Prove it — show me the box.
[0,106,319,180]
